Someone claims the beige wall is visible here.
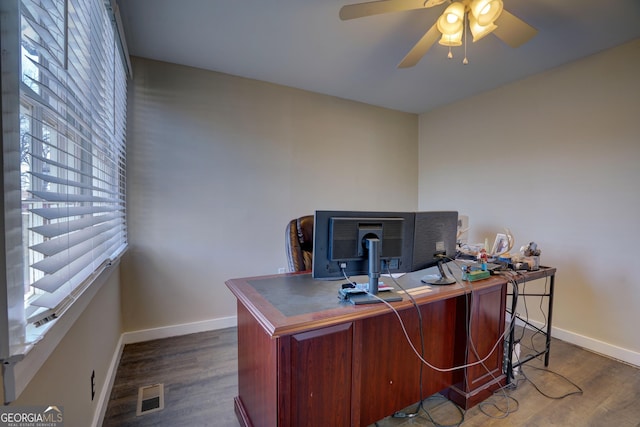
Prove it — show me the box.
[418,39,640,362]
[122,57,419,332]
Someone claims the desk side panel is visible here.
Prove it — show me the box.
[446,282,507,409]
[236,302,277,427]
[466,284,506,388]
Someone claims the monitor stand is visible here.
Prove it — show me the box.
[347,237,403,305]
[421,260,456,285]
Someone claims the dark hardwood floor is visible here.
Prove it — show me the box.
[102,326,640,426]
[102,328,240,427]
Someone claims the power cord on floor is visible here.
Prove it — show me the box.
[477,386,520,420]
[519,363,584,399]
[420,394,465,427]
[476,353,582,421]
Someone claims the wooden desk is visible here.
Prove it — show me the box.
[226,267,509,427]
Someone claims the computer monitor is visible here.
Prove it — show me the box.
[411,211,459,285]
[312,210,415,299]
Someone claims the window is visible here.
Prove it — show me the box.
[1,0,128,386]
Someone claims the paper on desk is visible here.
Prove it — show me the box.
[399,285,433,295]
[381,273,405,278]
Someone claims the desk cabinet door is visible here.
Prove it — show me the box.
[466,283,507,390]
[280,323,353,427]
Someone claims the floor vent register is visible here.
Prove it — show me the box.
[136,383,165,416]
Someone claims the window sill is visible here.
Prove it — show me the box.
[5,257,122,403]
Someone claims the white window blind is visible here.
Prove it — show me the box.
[18,0,128,328]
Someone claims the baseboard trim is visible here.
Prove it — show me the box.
[94,316,238,426]
[92,334,125,427]
[550,325,640,367]
[507,314,640,368]
[121,316,238,345]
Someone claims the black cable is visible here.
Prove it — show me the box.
[528,276,550,354]
[511,273,550,357]
[344,259,573,423]
[420,393,465,427]
[437,256,517,422]
[503,274,581,405]
[520,364,584,399]
[505,274,520,384]
[477,389,520,419]
[516,271,529,344]
[475,270,579,420]
[367,261,518,425]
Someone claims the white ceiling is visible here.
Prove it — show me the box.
[116,0,640,114]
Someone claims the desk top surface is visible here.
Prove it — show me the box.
[226,264,555,337]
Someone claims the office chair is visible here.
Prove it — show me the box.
[285,215,314,272]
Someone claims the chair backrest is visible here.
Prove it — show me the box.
[285,215,314,272]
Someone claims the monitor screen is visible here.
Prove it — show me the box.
[312,210,415,280]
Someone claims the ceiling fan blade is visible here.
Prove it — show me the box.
[398,23,440,68]
[492,9,538,48]
[339,0,431,21]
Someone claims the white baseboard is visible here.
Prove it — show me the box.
[507,314,640,368]
[91,334,124,427]
[121,316,238,345]
[550,325,640,367]
[93,316,238,426]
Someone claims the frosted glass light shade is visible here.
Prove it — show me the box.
[438,28,463,46]
[469,14,497,41]
[470,0,503,26]
[437,2,465,35]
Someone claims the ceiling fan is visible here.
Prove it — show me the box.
[339,0,537,67]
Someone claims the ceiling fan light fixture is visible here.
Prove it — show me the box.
[438,28,463,46]
[339,0,538,68]
[469,14,497,42]
[437,2,465,35]
[470,0,503,26]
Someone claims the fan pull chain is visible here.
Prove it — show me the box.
[463,10,469,64]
